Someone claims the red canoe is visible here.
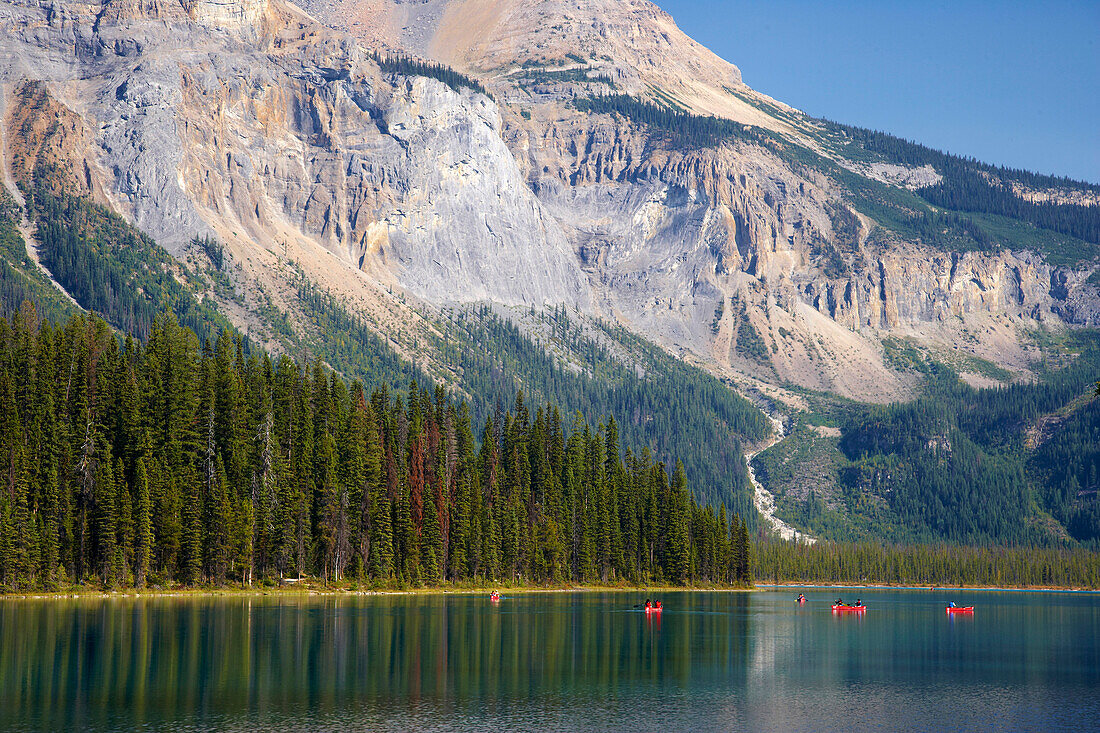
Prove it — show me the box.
[645,603,663,613]
[946,606,974,613]
[831,605,866,613]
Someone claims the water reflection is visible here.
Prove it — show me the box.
[0,592,751,731]
[1,590,1098,732]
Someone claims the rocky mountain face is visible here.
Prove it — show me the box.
[302,0,1099,401]
[0,0,590,357]
[1,0,1097,410]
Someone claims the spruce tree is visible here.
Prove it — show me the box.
[133,455,153,587]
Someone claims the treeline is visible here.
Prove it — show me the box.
[573,94,768,150]
[369,52,490,98]
[827,121,1100,246]
[0,304,753,591]
[829,122,1100,193]
[0,188,74,324]
[755,539,1100,589]
[291,286,769,520]
[21,167,234,345]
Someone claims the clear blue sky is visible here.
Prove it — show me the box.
[655,0,1099,183]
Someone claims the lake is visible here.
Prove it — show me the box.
[1,588,1097,731]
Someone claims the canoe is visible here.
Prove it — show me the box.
[645,604,663,613]
[831,605,866,612]
[945,606,974,613]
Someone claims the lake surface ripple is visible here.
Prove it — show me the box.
[1,589,1097,731]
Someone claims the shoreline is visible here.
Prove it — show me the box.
[0,583,755,601]
[758,582,1100,593]
[3,581,1098,600]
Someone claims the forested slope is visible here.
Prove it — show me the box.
[286,287,770,521]
[754,337,1100,547]
[0,306,752,591]
[0,155,771,523]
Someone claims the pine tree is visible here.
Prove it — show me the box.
[133,455,153,587]
[448,403,475,580]
[94,448,118,587]
[114,457,133,585]
[736,514,752,585]
[666,461,690,584]
[365,401,391,578]
[181,466,204,585]
[421,478,443,583]
[206,456,231,585]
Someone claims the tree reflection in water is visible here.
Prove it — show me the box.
[0,591,752,730]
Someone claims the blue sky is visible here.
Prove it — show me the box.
[655,0,1099,183]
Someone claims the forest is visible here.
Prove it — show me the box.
[0,304,753,591]
[572,94,770,149]
[368,52,490,98]
[834,343,1100,546]
[293,286,770,520]
[827,121,1100,247]
[755,539,1100,589]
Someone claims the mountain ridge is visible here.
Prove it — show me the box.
[0,0,1097,544]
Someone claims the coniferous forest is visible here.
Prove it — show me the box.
[0,303,753,591]
[755,539,1100,589]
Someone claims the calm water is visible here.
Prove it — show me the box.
[1,588,1098,732]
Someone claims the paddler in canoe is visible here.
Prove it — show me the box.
[490,590,501,602]
[796,594,805,603]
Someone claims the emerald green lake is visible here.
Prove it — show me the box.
[2,588,1098,731]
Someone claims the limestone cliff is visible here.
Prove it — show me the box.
[297,0,1100,400]
[0,0,589,355]
[1,0,1096,405]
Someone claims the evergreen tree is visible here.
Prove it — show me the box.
[133,455,153,587]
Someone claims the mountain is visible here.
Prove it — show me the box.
[0,0,1097,545]
[302,0,1100,405]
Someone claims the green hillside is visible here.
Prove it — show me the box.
[754,334,1100,547]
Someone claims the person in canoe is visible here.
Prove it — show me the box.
[835,597,845,607]
[490,591,501,602]
[855,599,863,607]
[797,594,806,603]
[947,601,956,608]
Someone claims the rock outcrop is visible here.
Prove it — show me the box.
[1,0,1096,403]
[1,0,589,315]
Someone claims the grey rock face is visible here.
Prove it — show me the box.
[374,77,588,307]
[1,0,1096,401]
[1,0,589,309]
